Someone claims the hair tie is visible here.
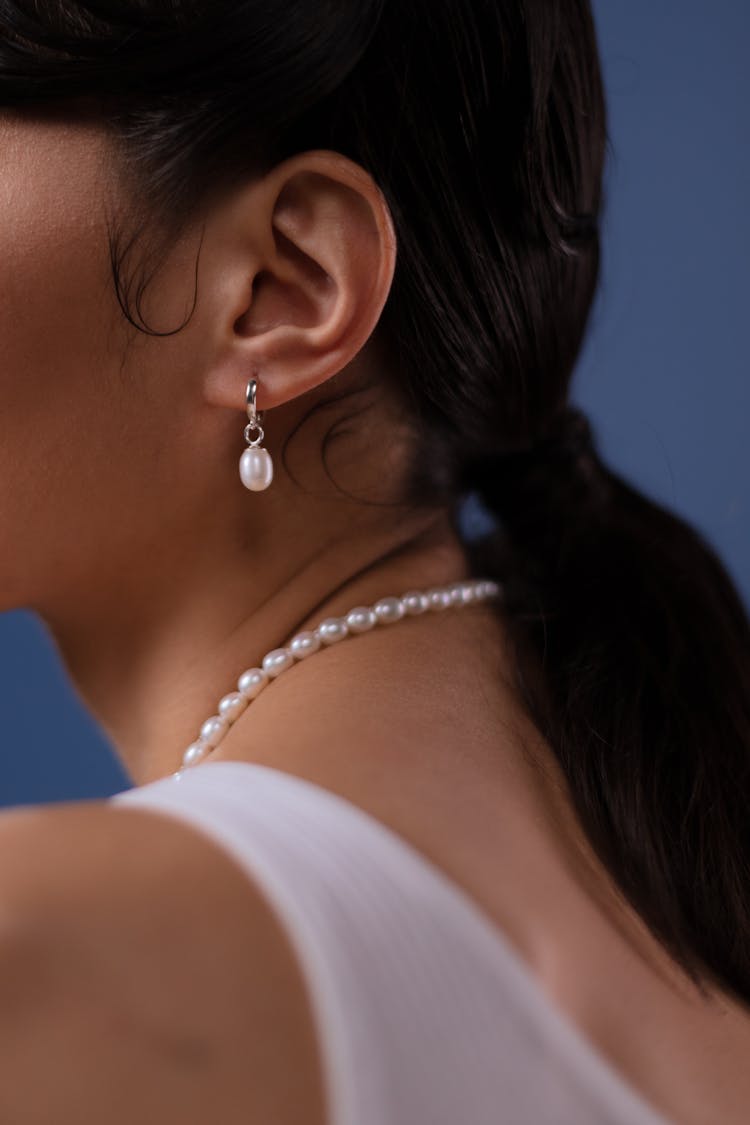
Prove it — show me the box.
[537,405,600,481]
[460,405,610,520]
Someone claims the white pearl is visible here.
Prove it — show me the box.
[200,715,229,747]
[345,606,377,632]
[402,591,429,615]
[262,648,294,677]
[289,631,321,659]
[447,582,468,605]
[182,741,209,767]
[218,691,248,722]
[373,596,406,624]
[238,667,268,698]
[239,446,274,491]
[317,617,348,644]
[427,587,452,610]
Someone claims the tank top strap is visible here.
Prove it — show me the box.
[109,759,670,1125]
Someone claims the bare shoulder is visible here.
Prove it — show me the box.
[0,799,328,1125]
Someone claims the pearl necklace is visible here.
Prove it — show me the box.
[173,576,502,779]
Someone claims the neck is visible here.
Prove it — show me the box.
[38,508,473,786]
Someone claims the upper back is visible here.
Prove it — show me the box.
[99,595,750,1124]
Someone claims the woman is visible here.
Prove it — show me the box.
[0,1,748,1122]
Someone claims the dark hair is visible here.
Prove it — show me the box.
[3,1,749,1003]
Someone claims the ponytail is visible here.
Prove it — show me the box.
[461,405,750,999]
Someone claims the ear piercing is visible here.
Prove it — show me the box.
[239,376,274,491]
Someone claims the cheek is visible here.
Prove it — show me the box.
[0,119,144,606]
[0,116,117,426]
[0,116,219,613]
[0,116,115,386]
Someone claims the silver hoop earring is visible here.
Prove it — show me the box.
[239,376,274,491]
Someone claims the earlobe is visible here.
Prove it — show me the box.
[202,150,397,415]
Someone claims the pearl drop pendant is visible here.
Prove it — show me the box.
[240,445,273,491]
[240,375,273,490]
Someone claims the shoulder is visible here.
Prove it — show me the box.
[0,798,327,1125]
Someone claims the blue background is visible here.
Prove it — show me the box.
[1,2,747,808]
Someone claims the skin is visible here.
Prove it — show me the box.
[2,106,750,1123]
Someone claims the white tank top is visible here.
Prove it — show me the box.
[109,760,672,1125]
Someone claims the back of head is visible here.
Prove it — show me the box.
[3,0,749,1004]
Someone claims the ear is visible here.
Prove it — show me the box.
[199,149,397,414]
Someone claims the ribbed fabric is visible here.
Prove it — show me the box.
[109,760,672,1125]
